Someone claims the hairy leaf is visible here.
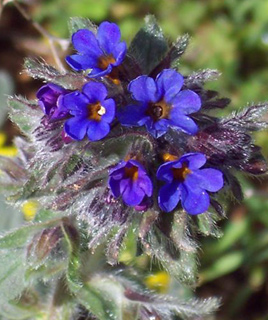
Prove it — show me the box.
[129,15,168,74]
[24,58,87,90]
[7,96,41,135]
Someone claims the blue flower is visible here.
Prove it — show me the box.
[61,82,115,141]
[157,153,223,214]
[118,69,201,138]
[66,21,127,78]
[36,83,69,120]
[108,159,153,206]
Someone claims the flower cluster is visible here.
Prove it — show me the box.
[35,19,267,219]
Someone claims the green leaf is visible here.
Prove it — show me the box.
[7,96,41,135]
[197,212,223,238]
[24,58,86,90]
[0,218,62,250]
[68,17,97,35]
[170,34,190,69]
[76,284,120,320]
[61,222,82,292]
[200,251,244,283]
[0,248,26,306]
[129,15,168,74]
[144,226,198,286]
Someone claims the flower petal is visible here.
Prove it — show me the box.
[187,168,224,192]
[156,69,184,103]
[137,174,153,197]
[108,177,121,198]
[101,99,115,123]
[179,153,207,170]
[120,179,145,206]
[71,29,102,56]
[64,117,88,140]
[128,76,160,103]
[148,119,169,138]
[111,41,127,65]
[97,21,122,54]
[158,181,180,212]
[156,161,177,183]
[37,83,66,115]
[171,89,201,114]
[89,65,113,78]
[170,114,198,135]
[61,92,88,116]
[117,104,148,126]
[86,120,110,141]
[65,54,98,71]
[109,163,126,178]
[181,183,210,215]
[82,82,108,103]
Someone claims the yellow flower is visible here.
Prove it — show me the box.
[0,132,17,157]
[21,200,39,221]
[145,271,170,294]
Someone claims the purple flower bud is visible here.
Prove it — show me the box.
[157,153,224,215]
[36,83,69,120]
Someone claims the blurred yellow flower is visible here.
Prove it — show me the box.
[21,200,39,221]
[145,271,170,294]
[0,132,17,157]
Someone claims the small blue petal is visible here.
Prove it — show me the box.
[120,179,145,206]
[64,117,88,140]
[179,153,207,170]
[128,76,160,103]
[101,99,115,123]
[117,104,148,126]
[86,120,110,141]
[108,177,121,198]
[97,21,122,54]
[108,160,153,207]
[169,114,199,135]
[89,65,113,78]
[156,161,177,183]
[156,69,184,103]
[61,92,88,116]
[158,181,181,212]
[111,41,127,66]
[109,164,125,179]
[170,89,201,114]
[181,183,210,215]
[137,174,153,197]
[187,168,224,192]
[151,119,169,138]
[82,82,108,103]
[71,29,102,56]
[65,54,98,71]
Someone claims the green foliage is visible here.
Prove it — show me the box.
[129,15,168,74]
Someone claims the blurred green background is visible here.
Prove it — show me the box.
[1,0,268,319]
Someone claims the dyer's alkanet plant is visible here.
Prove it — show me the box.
[0,16,267,320]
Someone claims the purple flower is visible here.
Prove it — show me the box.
[61,82,115,141]
[108,159,153,206]
[66,21,127,78]
[118,69,201,138]
[157,153,224,214]
[36,83,69,120]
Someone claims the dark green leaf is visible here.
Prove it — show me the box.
[129,15,168,74]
